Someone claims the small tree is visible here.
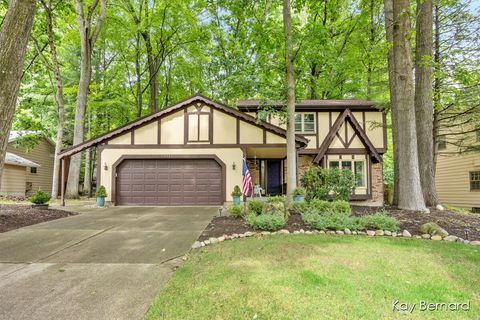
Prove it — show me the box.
[300,167,356,201]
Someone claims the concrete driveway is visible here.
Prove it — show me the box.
[0,206,218,320]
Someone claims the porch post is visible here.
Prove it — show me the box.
[60,157,65,206]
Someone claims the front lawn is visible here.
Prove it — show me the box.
[145,236,479,319]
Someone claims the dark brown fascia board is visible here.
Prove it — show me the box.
[58,94,308,158]
[237,100,379,112]
[313,109,382,164]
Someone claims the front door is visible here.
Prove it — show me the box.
[266,160,282,195]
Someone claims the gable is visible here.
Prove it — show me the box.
[59,95,305,157]
[314,109,381,164]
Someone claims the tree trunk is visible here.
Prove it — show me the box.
[40,0,65,199]
[66,0,107,197]
[143,31,158,113]
[383,0,400,206]
[392,0,427,211]
[432,4,441,168]
[135,32,143,117]
[0,0,36,185]
[366,0,375,100]
[283,0,297,200]
[415,0,438,207]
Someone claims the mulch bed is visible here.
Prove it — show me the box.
[198,206,480,242]
[0,204,77,233]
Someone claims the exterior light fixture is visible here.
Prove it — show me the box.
[104,162,108,171]
[232,162,236,170]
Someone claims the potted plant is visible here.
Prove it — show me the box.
[292,187,305,203]
[29,190,51,209]
[95,185,108,207]
[231,185,242,205]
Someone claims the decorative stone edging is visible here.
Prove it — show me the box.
[191,229,480,249]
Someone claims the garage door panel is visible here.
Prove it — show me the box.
[116,158,222,205]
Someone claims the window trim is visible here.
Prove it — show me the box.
[294,112,316,134]
[328,159,366,188]
[470,171,480,191]
[186,111,211,143]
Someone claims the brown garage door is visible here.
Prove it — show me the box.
[116,158,223,205]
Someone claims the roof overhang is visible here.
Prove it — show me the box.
[5,152,40,167]
[237,99,378,112]
[58,94,309,158]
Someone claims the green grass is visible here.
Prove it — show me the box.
[145,236,480,320]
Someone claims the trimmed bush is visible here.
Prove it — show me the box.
[357,213,400,232]
[228,205,246,218]
[292,202,308,214]
[29,190,51,204]
[245,213,286,231]
[304,199,351,216]
[300,166,356,201]
[419,222,448,237]
[248,200,264,215]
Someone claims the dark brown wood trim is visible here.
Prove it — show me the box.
[336,132,346,147]
[329,112,332,128]
[313,109,381,164]
[236,118,240,144]
[362,111,366,130]
[316,111,320,149]
[345,120,348,143]
[111,154,226,206]
[184,109,188,144]
[157,119,161,144]
[130,130,134,145]
[96,145,103,186]
[60,158,65,206]
[263,129,267,144]
[346,133,357,148]
[209,108,213,144]
[367,157,372,196]
[101,143,295,149]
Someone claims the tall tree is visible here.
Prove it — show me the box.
[0,0,36,184]
[391,0,427,211]
[414,0,438,207]
[66,0,107,196]
[383,0,400,205]
[283,0,297,199]
[38,0,66,199]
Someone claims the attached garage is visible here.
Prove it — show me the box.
[114,157,224,206]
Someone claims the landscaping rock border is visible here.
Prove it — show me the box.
[192,229,480,249]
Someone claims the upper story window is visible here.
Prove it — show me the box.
[295,113,315,133]
[187,109,210,142]
[30,167,37,174]
[470,171,480,190]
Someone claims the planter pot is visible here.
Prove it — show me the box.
[293,195,305,203]
[31,204,49,210]
[96,196,106,207]
[232,195,241,205]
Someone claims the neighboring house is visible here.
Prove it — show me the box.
[0,132,56,196]
[0,152,40,196]
[435,131,480,212]
[59,95,387,206]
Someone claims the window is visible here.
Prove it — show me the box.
[187,112,210,142]
[328,160,365,187]
[295,113,315,133]
[30,167,37,174]
[470,171,480,190]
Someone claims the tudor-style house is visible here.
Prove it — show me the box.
[58,95,387,206]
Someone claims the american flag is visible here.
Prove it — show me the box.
[242,158,252,196]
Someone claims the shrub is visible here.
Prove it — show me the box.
[357,213,400,232]
[300,166,356,201]
[331,200,351,215]
[304,200,351,216]
[301,211,353,230]
[247,200,264,215]
[419,222,448,236]
[292,202,308,214]
[245,212,286,231]
[292,187,305,196]
[228,205,246,218]
[29,190,51,204]
[231,185,242,197]
[264,196,288,219]
[95,185,108,198]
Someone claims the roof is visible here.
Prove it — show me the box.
[237,99,378,111]
[9,131,56,147]
[58,94,309,158]
[5,152,40,167]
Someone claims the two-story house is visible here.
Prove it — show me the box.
[58,95,387,206]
